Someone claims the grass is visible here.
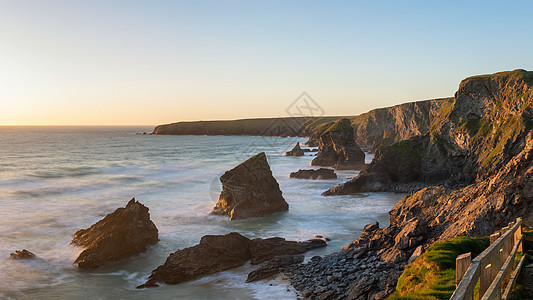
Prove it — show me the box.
[466,69,533,86]
[327,118,353,132]
[388,236,489,300]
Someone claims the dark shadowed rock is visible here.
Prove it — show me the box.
[311,118,366,170]
[246,255,304,282]
[71,198,159,269]
[10,249,35,260]
[284,142,305,156]
[290,168,337,179]
[138,232,251,288]
[249,237,326,265]
[211,152,289,220]
[138,233,326,288]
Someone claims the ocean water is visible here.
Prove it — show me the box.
[0,126,402,299]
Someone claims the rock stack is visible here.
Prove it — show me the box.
[311,118,365,170]
[211,152,289,220]
[71,198,159,269]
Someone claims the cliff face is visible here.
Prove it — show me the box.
[351,98,453,151]
[322,69,533,300]
[326,69,533,195]
[311,118,366,169]
[152,117,314,137]
[152,99,452,153]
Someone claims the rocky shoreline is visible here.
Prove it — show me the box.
[9,69,533,299]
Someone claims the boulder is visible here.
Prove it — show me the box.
[246,255,304,282]
[249,237,326,265]
[210,152,289,220]
[10,249,35,260]
[311,118,365,170]
[284,142,305,156]
[71,198,159,269]
[290,168,337,180]
[138,233,326,288]
[138,232,252,288]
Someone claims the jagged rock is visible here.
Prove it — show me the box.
[71,198,159,269]
[284,142,305,156]
[290,168,337,179]
[249,237,326,265]
[304,136,319,147]
[10,249,35,260]
[246,255,304,282]
[139,233,326,288]
[311,118,366,170]
[325,69,533,195]
[210,152,288,220]
[138,232,251,288]
[408,246,424,264]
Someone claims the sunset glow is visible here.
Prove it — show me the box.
[1,1,532,125]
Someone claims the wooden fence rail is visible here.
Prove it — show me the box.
[450,218,525,300]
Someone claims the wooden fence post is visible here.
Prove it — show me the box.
[456,252,472,287]
[516,218,523,253]
[490,232,500,244]
[479,264,492,299]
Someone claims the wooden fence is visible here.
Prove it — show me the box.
[450,217,526,300]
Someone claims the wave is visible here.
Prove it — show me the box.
[30,167,102,179]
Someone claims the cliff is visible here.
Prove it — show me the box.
[152,99,452,152]
[326,69,533,195]
[310,69,533,299]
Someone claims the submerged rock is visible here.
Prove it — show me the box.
[71,198,159,269]
[290,168,337,180]
[284,142,305,156]
[139,232,326,288]
[10,249,36,260]
[210,152,288,220]
[311,118,365,170]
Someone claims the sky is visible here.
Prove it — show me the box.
[1,1,532,125]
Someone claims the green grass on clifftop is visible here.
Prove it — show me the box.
[466,69,533,86]
[388,236,489,300]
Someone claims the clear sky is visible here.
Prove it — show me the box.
[1,1,532,125]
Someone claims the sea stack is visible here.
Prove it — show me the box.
[284,142,305,156]
[211,152,288,220]
[71,198,159,269]
[311,118,365,169]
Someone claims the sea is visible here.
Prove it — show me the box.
[0,126,403,299]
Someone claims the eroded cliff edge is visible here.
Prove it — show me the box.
[152,98,452,153]
[294,69,533,299]
[325,69,533,195]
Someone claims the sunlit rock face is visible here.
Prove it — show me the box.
[311,118,365,170]
[210,152,288,220]
[71,198,159,269]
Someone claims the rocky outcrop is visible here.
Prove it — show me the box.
[326,69,533,195]
[247,255,304,282]
[323,134,464,194]
[249,237,326,265]
[284,142,305,156]
[139,232,252,288]
[210,152,288,220]
[9,249,35,260]
[71,198,159,269]
[352,98,453,151]
[138,233,327,288]
[290,168,337,180]
[311,119,366,170]
[305,129,533,299]
[289,70,533,299]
